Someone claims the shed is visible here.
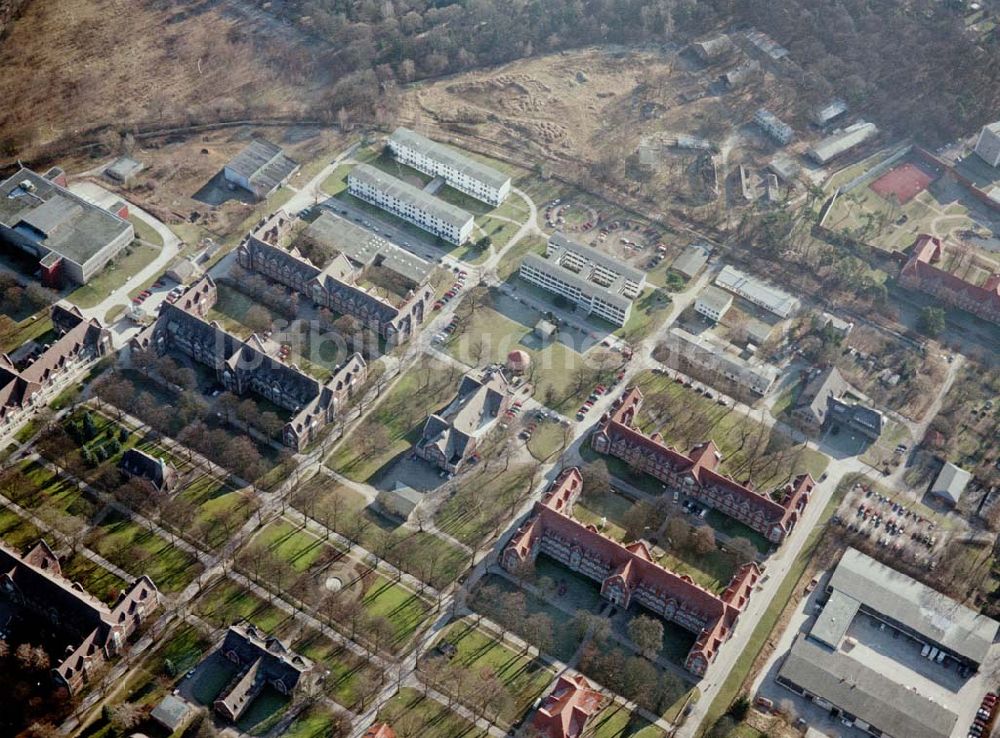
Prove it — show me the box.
[166,258,200,285]
[534,319,558,342]
[105,157,145,184]
[375,482,422,521]
[151,695,194,733]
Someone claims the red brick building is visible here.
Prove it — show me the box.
[362,723,396,738]
[591,388,814,545]
[531,674,604,738]
[899,234,1000,325]
[503,468,761,677]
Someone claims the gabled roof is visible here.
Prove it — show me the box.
[531,674,603,738]
[226,140,299,198]
[418,370,508,463]
[389,127,510,190]
[900,234,1000,317]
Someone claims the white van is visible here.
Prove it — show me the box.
[928,647,940,660]
[921,644,931,658]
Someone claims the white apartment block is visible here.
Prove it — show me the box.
[517,232,646,327]
[694,285,734,322]
[347,164,474,245]
[975,122,1000,168]
[754,109,794,145]
[388,128,511,206]
[716,265,800,319]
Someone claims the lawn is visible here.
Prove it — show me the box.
[256,518,336,573]
[326,357,463,481]
[496,233,546,280]
[321,163,355,196]
[376,687,488,738]
[526,421,568,462]
[150,622,213,676]
[632,371,830,492]
[444,304,603,414]
[432,619,556,727]
[86,510,203,593]
[589,704,669,738]
[0,312,54,354]
[361,573,434,646]
[67,243,160,309]
[194,578,292,635]
[129,213,164,247]
[470,572,589,661]
[176,473,258,551]
[292,474,469,589]
[0,507,43,549]
[14,459,98,535]
[281,705,344,738]
[59,552,128,605]
[434,462,537,546]
[292,628,383,709]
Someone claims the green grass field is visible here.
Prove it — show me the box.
[67,243,160,309]
[376,687,488,738]
[194,578,292,635]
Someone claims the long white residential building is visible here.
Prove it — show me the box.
[716,265,800,318]
[347,164,474,245]
[663,327,779,395]
[518,232,646,327]
[388,128,511,206]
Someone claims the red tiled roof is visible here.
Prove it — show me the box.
[531,674,604,738]
[900,234,1000,318]
[511,468,762,673]
[363,723,396,738]
[598,388,810,532]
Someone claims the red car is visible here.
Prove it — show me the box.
[433,301,443,310]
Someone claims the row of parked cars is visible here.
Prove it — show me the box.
[968,692,997,738]
[433,268,468,310]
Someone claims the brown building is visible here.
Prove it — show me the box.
[591,388,813,544]
[503,468,761,677]
[130,275,366,451]
[236,211,434,347]
[0,304,111,434]
[214,623,316,722]
[119,447,178,492]
[0,540,159,694]
[899,234,1000,324]
[363,724,396,738]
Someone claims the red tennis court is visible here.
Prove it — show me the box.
[869,161,937,204]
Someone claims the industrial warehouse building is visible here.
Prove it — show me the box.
[518,232,646,326]
[348,164,474,245]
[808,121,878,165]
[223,139,299,200]
[388,128,511,206]
[0,167,134,286]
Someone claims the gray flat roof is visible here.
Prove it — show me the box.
[829,548,999,664]
[390,128,510,190]
[305,212,432,284]
[522,252,633,311]
[349,164,473,231]
[671,242,710,278]
[778,634,957,738]
[716,265,800,317]
[810,589,861,648]
[0,168,133,267]
[549,231,646,284]
[696,285,733,313]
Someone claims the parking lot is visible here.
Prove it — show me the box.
[833,481,950,566]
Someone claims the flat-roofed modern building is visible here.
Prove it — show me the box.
[754,109,794,145]
[776,634,957,738]
[388,128,511,206]
[518,232,646,327]
[0,167,134,286]
[223,139,299,201]
[811,548,999,669]
[808,121,878,165]
[663,327,779,395]
[716,265,800,318]
[694,285,733,322]
[348,164,474,245]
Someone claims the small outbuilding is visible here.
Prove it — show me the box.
[151,695,194,733]
[105,156,145,185]
[931,462,972,507]
[534,320,558,342]
[166,258,201,285]
[507,349,531,376]
[375,482,422,521]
